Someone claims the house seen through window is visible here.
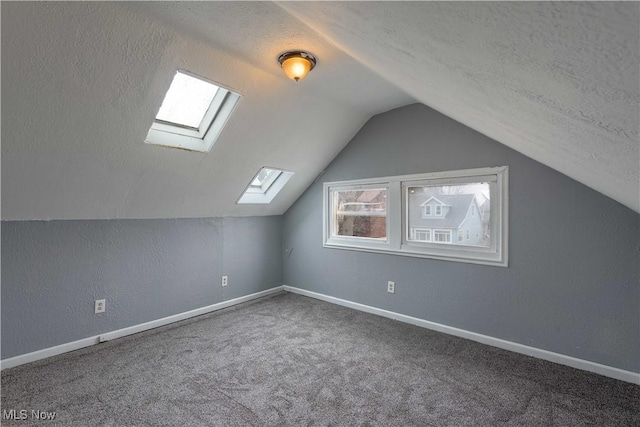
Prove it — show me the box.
[408,183,490,248]
[332,188,387,240]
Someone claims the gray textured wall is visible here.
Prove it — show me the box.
[282,104,640,373]
[1,216,282,359]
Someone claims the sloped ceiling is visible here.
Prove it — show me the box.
[2,2,638,220]
[1,2,413,220]
[279,1,639,213]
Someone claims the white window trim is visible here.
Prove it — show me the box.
[246,169,282,194]
[145,70,241,153]
[323,166,508,267]
[323,183,392,251]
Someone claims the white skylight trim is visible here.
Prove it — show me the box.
[238,167,294,204]
[145,70,241,153]
[247,168,283,194]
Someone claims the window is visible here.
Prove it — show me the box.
[323,184,389,250]
[324,166,508,266]
[248,168,282,194]
[331,187,387,240]
[407,182,491,249]
[237,167,294,204]
[433,230,451,243]
[155,72,219,128]
[413,228,431,242]
[145,70,241,153]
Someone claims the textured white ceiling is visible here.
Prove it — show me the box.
[2,2,638,220]
[127,1,411,115]
[280,1,640,213]
[1,2,412,220]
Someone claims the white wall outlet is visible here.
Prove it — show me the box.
[221,275,228,287]
[387,281,395,294]
[95,299,106,314]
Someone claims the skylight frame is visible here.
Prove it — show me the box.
[152,89,225,138]
[247,168,283,194]
[238,167,294,204]
[145,70,241,153]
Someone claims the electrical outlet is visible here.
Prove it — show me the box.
[221,275,228,287]
[95,299,106,314]
[387,281,395,294]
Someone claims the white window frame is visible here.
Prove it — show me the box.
[323,166,508,267]
[245,169,282,194]
[323,183,391,251]
[145,70,241,153]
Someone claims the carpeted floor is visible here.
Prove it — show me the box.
[2,292,639,426]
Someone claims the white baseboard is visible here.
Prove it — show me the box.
[0,336,102,371]
[283,285,640,385]
[5,284,638,385]
[1,286,284,370]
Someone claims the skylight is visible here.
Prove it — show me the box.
[155,72,219,129]
[252,168,274,187]
[145,70,241,153]
[238,167,294,204]
[249,168,282,193]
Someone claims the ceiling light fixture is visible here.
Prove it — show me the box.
[277,50,317,82]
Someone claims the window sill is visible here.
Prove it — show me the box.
[323,241,508,267]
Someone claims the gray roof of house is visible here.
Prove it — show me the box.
[409,193,475,229]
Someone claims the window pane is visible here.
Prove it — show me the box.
[155,72,219,129]
[407,183,490,247]
[332,188,387,239]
